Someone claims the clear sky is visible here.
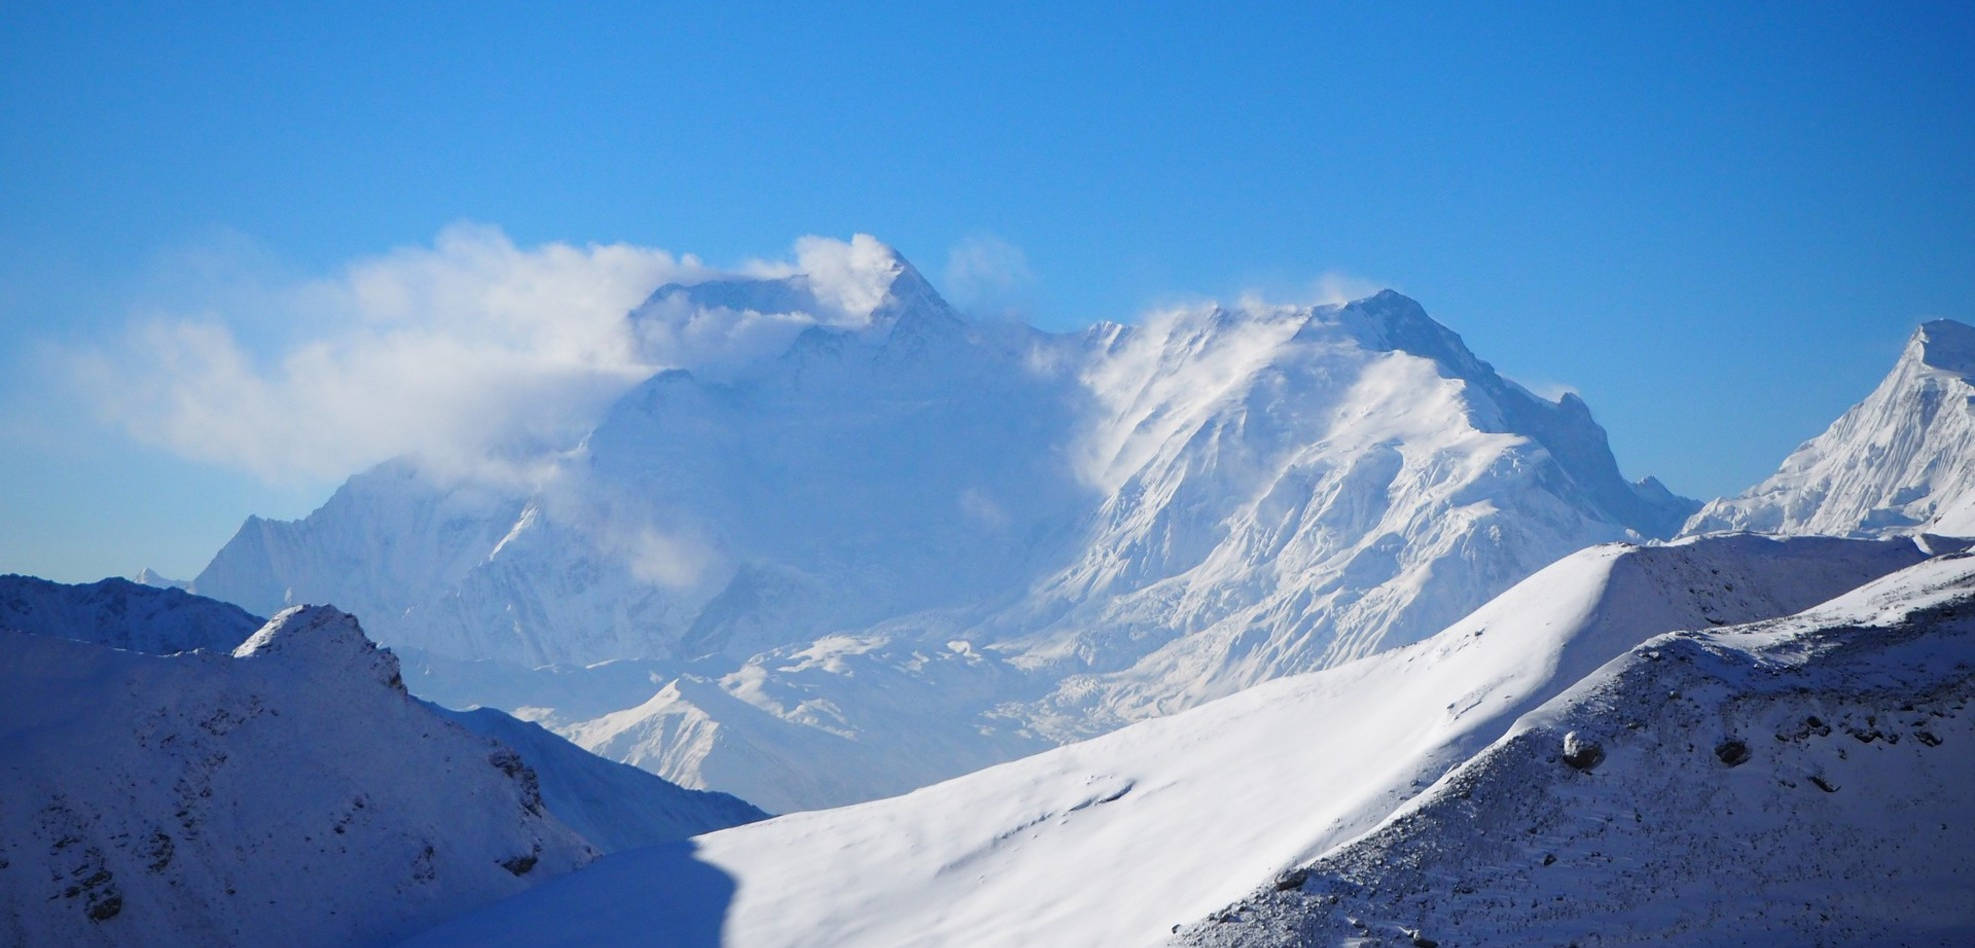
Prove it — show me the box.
[3,2,1973,582]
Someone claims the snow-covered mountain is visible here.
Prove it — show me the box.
[1184,549,1975,946]
[181,238,1696,810]
[0,581,764,946]
[0,605,592,946]
[404,532,1942,948]
[1688,318,1975,538]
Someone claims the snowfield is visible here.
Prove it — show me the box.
[405,533,1947,947]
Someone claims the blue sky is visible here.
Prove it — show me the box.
[3,2,1973,581]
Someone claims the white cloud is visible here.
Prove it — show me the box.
[68,227,932,487]
[942,234,1036,317]
[68,223,703,484]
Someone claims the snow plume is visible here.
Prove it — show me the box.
[68,223,698,485]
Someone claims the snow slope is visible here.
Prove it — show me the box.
[1183,551,1975,946]
[184,238,1695,810]
[404,533,1929,947]
[1688,318,1975,538]
[1,573,262,654]
[0,605,595,947]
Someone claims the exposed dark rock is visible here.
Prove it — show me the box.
[1714,739,1751,766]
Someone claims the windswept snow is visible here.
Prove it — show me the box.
[1689,318,1975,538]
[1184,551,1975,946]
[183,242,1695,809]
[405,533,1929,947]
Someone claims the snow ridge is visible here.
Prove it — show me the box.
[0,573,262,655]
[1184,551,1975,946]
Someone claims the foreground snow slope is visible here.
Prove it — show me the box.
[0,606,595,947]
[406,533,1928,947]
[189,239,1695,809]
[1689,318,1975,537]
[1184,551,1975,946]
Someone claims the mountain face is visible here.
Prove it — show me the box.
[0,579,765,946]
[187,238,1696,810]
[406,534,1945,948]
[1688,318,1975,538]
[1185,548,1975,947]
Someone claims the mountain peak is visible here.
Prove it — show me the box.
[1905,318,1975,378]
[233,604,404,690]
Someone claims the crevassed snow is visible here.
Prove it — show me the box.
[1184,550,1975,946]
[183,243,1695,810]
[1688,318,1975,538]
[404,533,1927,947]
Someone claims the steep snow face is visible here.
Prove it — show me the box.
[0,605,595,947]
[1689,318,1975,538]
[188,257,1693,809]
[1184,552,1975,947]
[405,534,1928,948]
[0,574,262,654]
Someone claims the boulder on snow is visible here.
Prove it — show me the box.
[1561,731,1604,771]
